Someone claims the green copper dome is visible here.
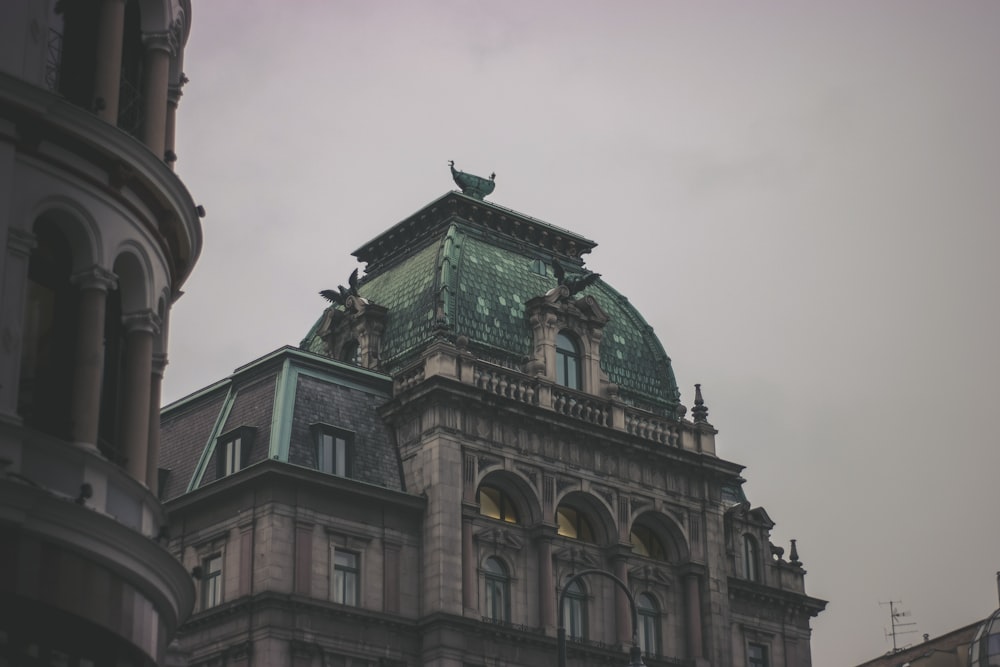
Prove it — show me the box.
[302,192,682,417]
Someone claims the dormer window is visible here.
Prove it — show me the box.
[216,427,255,478]
[312,424,353,477]
[556,332,582,390]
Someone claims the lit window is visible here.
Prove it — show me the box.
[555,332,581,390]
[479,485,519,524]
[637,593,660,657]
[562,580,587,640]
[630,525,667,561]
[556,506,594,542]
[332,550,359,606]
[313,425,352,477]
[202,554,222,609]
[743,535,760,582]
[748,642,769,667]
[483,557,510,622]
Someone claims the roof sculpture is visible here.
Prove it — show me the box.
[302,190,683,418]
[449,160,495,200]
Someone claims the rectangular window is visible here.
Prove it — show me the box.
[216,427,254,478]
[312,425,353,477]
[332,550,359,606]
[223,437,242,474]
[202,554,223,609]
[748,643,768,667]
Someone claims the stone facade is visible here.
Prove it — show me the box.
[162,194,825,667]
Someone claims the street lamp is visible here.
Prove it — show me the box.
[557,568,646,667]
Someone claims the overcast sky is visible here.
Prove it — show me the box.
[168,3,1000,664]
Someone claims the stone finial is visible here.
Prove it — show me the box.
[789,539,801,566]
[692,383,709,423]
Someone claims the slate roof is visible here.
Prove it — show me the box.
[302,192,681,416]
[159,347,402,500]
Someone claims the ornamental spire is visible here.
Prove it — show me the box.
[692,383,709,423]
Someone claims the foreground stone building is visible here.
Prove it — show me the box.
[0,1,202,665]
[161,185,826,666]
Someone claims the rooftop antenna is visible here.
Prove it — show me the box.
[880,600,918,653]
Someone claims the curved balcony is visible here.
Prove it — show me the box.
[0,418,194,664]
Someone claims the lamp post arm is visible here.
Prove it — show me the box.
[556,568,642,667]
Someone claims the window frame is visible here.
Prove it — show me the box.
[331,548,360,606]
[201,553,223,610]
[556,505,595,542]
[483,556,511,623]
[636,593,661,658]
[630,524,668,561]
[555,331,582,390]
[747,642,769,667]
[311,423,354,477]
[216,427,254,479]
[478,485,519,524]
[562,580,588,640]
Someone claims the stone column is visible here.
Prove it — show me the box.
[119,311,158,483]
[69,267,117,447]
[462,516,475,610]
[140,33,173,159]
[685,573,704,659]
[92,0,126,121]
[145,353,167,491]
[0,228,36,418]
[613,554,631,645]
[536,529,556,631]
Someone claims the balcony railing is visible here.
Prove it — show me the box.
[393,350,709,453]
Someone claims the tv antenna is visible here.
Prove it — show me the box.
[880,600,918,653]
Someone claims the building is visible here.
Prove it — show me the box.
[0,1,202,665]
[854,577,1000,667]
[160,176,826,667]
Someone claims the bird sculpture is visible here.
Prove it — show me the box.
[551,257,601,296]
[319,268,360,307]
[449,160,495,200]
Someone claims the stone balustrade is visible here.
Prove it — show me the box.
[394,347,715,454]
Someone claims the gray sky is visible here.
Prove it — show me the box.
[168,2,1000,664]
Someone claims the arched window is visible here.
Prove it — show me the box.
[562,580,588,640]
[20,221,77,439]
[636,593,660,657]
[555,332,581,390]
[630,525,668,561]
[483,557,510,622]
[743,535,760,582]
[556,506,594,542]
[479,485,519,524]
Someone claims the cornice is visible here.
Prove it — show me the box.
[0,71,203,292]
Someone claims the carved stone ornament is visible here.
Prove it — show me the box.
[473,526,524,551]
[628,563,673,588]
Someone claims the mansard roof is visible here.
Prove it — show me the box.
[158,347,402,500]
[302,192,682,416]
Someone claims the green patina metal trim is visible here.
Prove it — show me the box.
[294,364,392,398]
[435,224,464,327]
[269,358,295,462]
[187,383,238,492]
